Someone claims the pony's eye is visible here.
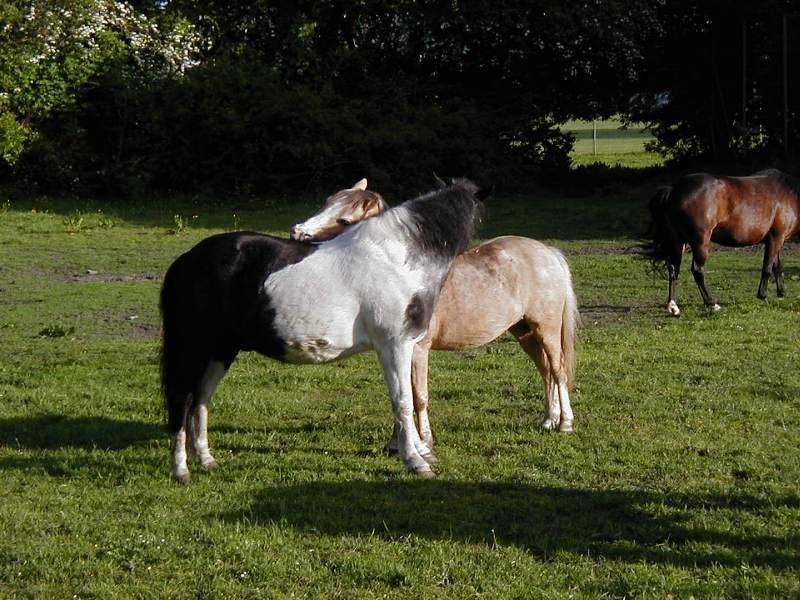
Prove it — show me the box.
[336,218,351,226]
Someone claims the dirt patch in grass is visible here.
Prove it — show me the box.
[67,271,162,283]
[579,303,636,324]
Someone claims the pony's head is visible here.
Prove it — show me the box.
[290,179,388,242]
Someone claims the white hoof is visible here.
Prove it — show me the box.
[558,419,574,433]
[667,300,681,316]
[710,303,721,312]
[540,417,558,432]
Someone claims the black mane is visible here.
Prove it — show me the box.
[400,178,484,263]
[757,168,800,198]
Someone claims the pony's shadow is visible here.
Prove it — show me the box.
[0,414,162,451]
[217,480,799,570]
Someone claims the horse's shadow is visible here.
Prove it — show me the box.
[0,414,162,451]
[216,480,800,570]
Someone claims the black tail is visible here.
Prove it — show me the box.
[160,258,205,436]
[635,186,675,275]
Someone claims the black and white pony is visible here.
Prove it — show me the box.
[160,179,486,482]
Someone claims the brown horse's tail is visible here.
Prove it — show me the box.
[636,186,675,274]
[552,248,579,390]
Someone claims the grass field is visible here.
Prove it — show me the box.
[564,118,665,168]
[1,185,799,598]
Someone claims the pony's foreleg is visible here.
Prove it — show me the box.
[383,344,435,460]
[188,361,226,471]
[379,342,434,477]
[411,345,434,451]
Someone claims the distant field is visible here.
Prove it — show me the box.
[563,118,665,168]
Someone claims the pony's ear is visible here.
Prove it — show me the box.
[351,178,368,191]
[432,173,447,189]
[476,184,494,202]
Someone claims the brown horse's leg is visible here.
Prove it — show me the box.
[667,249,683,316]
[690,243,720,310]
[774,251,786,297]
[758,236,784,300]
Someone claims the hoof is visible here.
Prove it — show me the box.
[710,303,722,312]
[540,417,558,432]
[667,300,681,317]
[411,465,436,478]
[558,420,574,433]
[200,458,219,471]
[420,450,439,465]
[172,470,191,484]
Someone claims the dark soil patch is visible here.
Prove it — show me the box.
[67,272,162,283]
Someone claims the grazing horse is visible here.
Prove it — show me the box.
[160,179,485,482]
[290,180,579,453]
[639,169,800,316]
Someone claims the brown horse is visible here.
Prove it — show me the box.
[639,169,800,316]
[291,180,579,454]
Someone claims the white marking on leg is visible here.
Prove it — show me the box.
[380,343,433,477]
[557,381,574,433]
[192,361,225,470]
[540,378,560,431]
[172,428,190,483]
[667,299,681,316]
[711,303,721,312]
[191,405,217,470]
[417,407,433,450]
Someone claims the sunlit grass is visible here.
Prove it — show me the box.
[0,192,798,598]
[563,118,666,168]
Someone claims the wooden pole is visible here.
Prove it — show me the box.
[784,15,789,157]
[742,20,747,128]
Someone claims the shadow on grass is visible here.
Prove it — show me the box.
[218,480,800,570]
[0,415,162,451]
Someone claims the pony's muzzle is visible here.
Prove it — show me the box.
[289,225,312,242]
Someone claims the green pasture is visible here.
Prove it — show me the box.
[0,186,798,598]
[564,118,664,168]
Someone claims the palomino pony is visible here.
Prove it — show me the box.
[290,180,579,454]
[160,179,485,482]
[639,169,800,316]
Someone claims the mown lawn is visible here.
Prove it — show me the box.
[0,186,798,598]
[563,118,665,168]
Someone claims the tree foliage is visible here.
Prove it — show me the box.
[0,0,797,197]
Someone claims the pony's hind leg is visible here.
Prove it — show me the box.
[171,406,191,484]
[510,322,566,432]
[774,251,786,297]
[188,360,227,471]
[667,252,683,316]
[758,236,785,300]
[689,242,720,311]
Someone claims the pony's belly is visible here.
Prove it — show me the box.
[282,336,370,364]
[430,319,511,350]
